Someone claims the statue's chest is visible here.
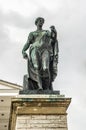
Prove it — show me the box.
[33,32,45,41]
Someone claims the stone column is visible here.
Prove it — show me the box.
[9,95,71,130]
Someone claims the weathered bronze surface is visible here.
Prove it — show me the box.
[22,17,59,91]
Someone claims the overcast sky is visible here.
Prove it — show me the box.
[0,0,86,129]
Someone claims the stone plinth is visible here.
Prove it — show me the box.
[9,95,71,130]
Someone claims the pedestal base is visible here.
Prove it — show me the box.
[9,94,71,130]
[19,90,60,94]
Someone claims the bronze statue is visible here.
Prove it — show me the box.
[22,17,59,91]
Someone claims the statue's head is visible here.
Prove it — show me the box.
[35,17,45,27]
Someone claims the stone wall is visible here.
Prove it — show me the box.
[9,95,71,130]
[15,115,68,130]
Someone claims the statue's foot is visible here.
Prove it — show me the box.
[37,87,43,94]
[38,87,43,90]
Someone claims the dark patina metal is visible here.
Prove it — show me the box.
[21,17,59,93]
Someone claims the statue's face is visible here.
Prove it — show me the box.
[36,18,44,27]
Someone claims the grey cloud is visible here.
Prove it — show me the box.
[0,8,35,29]
[0,16,12,55]
[5,11,34,29]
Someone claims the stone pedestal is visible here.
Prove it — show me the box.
[9,95,71,130]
